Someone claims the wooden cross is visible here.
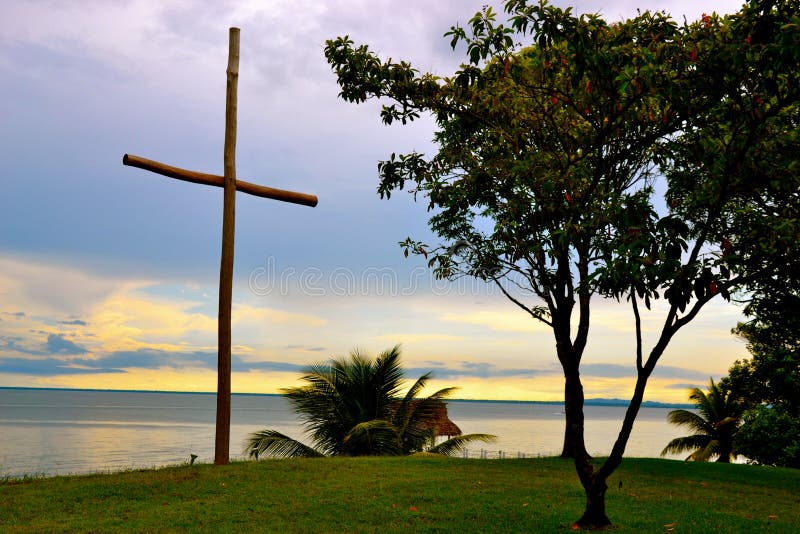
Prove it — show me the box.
[122,28,317,465]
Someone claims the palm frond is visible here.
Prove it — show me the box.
[428,433,497,456]
[426,387,460,401]
[395,397,439,437]
[660,434,712,457]
[403,373,433,404]
[390,373,433,434]
[373,345,405,402]
[666,409,714,434]
[688,440,719,462]
[714,416,739,430]
[246,429,324,459]
[342,419,401,456]
[688,387,714,420]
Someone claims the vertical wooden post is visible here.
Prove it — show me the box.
[215,27,239,466]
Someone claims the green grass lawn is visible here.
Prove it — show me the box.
[2,456,798,532]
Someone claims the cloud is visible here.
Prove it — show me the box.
[93,349,306,374]
[0,357,124,376]
[439,310,548,333]
[0,336,35,355]
[86,349,215,370]
[232,303,325,328]
[407,361,545,380]
[1,333,86,356]
[79,283,218,353]
[234,359,305,373]
[665,382,708,390]
[0,264,330,379]
[0,257,136,318]
[45,334,87,355]
[287,344,327,352]
[0,348,306,376]
[370,333,464,344]
[581,363,710,381]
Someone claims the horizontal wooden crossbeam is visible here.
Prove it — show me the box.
[123,154,318,207]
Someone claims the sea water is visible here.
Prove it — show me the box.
[0,388,687,477]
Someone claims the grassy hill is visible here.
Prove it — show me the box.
[2,456,798,532]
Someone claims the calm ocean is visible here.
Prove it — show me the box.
[0,388,687,477]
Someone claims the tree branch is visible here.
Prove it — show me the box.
[492,277,553,327]
[631,290,644,372]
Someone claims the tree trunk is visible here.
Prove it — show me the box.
[716,437,733,462]
[560,345,591,462]
[564,360,657,528]
[562,368,590,466]
[576,479,611,529]
[560,416,591,459]
[560,377,576,458]
[561,362,610,528]
[560,426,573,458]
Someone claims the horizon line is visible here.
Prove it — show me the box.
[0,385,692,407]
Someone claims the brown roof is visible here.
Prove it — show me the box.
[392,399,462,437]
[435,417,462,438]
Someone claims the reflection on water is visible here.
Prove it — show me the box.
[0,389,686,477]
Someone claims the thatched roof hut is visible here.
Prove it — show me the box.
[428,401,462,438]
[394,399,462,438]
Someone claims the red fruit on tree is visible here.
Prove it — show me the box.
[721,237,732,256]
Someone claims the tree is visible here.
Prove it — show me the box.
[661,379,742,462]
[735,405,800,468]
[325,0,800,527]
[246,345,495,458]
[724,294,800,415]
[721,292,800,467]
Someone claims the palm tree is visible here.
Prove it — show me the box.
[660,378,742,463]
[246,345,496,458]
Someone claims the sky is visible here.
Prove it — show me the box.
[1,0,750,403]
